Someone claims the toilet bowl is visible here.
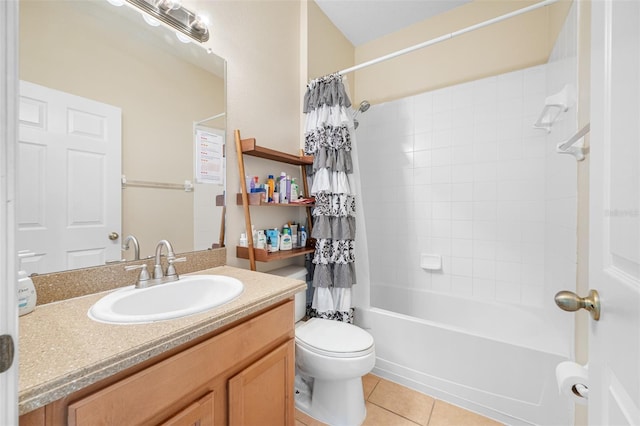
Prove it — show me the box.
[269,266,375,426]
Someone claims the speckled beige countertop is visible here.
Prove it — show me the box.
[19,265,306,415]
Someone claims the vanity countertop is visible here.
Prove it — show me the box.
[18,265,306,415]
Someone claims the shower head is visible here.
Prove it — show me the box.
[352,100,370,130]
[358,100,370,113]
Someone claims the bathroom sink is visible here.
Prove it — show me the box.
[88,275,244,324]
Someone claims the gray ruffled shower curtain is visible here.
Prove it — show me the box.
[303,73,356,323]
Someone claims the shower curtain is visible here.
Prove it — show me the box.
[303,73,356,323]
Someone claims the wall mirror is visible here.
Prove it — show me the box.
[17,0,226,274]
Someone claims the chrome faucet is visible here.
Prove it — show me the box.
[153,239,175,279]
[152,239,186,283]
[122,234,140,260]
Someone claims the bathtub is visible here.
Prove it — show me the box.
[360,285,573,426]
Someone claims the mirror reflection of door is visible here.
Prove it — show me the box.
[17,81,122,274]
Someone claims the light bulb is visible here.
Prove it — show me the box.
[175,31,191,44]
[158,0,181,10]
[142,13,160,27]
[192,14,209,32]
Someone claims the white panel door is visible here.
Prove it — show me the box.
[17,81,122,273]
[589,1,640,425]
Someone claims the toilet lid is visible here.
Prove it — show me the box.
[295,318,374,358]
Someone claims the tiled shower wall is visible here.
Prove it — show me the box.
[359,3,578,311]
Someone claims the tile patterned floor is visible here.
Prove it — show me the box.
[295,374,504,426]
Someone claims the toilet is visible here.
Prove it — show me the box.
[269,266,375,426]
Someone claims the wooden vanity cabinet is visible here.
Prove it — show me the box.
[20,300,295,426]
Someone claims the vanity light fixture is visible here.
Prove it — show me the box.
[124,0,210,43]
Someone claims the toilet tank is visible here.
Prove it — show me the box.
[267,266,308,322]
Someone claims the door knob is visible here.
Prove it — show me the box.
[108,232,119,241]
[554,289,600,321]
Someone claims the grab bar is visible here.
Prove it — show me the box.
[556,123,589,161]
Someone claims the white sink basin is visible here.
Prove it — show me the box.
[88,275,244,324]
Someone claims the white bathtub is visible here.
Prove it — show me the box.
[361,285,573,426]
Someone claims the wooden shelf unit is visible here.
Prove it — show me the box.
[236,246,315,263]
[235,129,313,270]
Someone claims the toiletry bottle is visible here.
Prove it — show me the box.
[267,229,280,252]
[299,225,308,248]
[17,250,37,316]
[290,223,298,248]
[280,225,292,250]
[279,173,288,204]
[267,175,275,202]
[291,178,299,201]
[256,230,267,249]
[239,232,248,247]
[286,175,291,203]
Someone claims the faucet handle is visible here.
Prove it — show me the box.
[166,257,186,277]
[125,264,150,288]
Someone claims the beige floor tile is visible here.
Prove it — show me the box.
[362,402,422,426]
[368,378,435,426]
[428,401,503,426]
[363,373,381,399]
[294,408,328,426]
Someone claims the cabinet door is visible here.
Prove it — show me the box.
[160,392,214,426]
[228,340,295,426]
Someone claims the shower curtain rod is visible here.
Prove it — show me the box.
[337,0,559,76]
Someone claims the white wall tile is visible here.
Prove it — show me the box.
[473,182,497,202]
[451,164,474,182]
[451,183,473,201]
[431,166,451,183]
[452,238,473,257]
[473,201,497,220]
[432,202,451,220]
[452,257,473,277]
[451,202,473,220]
[358,32,577,313]
[473,278,496,299]
[473,259,496,279]
[451,276,473,297]
[451,220,473,239]
[473,240,496,260]
[473,220,497,240]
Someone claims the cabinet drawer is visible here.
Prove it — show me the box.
[67,301,293,425]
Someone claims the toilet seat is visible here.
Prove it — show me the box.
[295,318,374,358]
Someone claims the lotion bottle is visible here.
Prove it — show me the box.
[280,226,293,250]
[17,250,37,316]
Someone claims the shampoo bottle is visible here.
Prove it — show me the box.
[299,225,308,248]
[17,250,37,316]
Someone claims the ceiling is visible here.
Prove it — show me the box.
[313,0,472,46]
